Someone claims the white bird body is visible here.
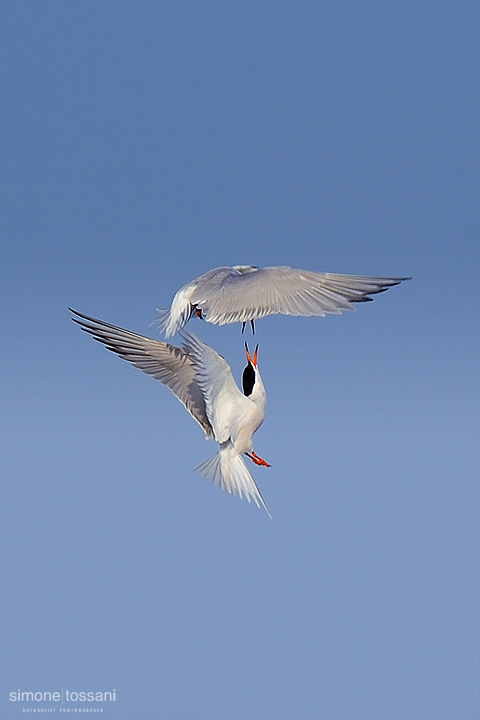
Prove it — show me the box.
[158,264,409,337]
[70,309,271,515]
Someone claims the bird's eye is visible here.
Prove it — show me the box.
[242,363,255,396]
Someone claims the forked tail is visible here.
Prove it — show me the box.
[156,306,194,338]
[195,446,271,517]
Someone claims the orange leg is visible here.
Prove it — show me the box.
[246,451,271,467]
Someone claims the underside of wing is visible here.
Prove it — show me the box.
[180,330,243,444]
[192,266,409,325]
[70,309,213,438]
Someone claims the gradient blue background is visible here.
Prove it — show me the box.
[1,2,479,719]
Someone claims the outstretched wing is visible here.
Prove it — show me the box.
[180,330,246,444]
[70,309,213,438]
[191,266,409,326]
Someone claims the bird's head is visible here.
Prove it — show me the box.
[242,342,263,397]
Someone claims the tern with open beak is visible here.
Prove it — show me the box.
[70,309,271,516]
[157,265,410,337]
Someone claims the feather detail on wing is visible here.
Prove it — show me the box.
[190,266,409,326]
[180,330,245,444]
[69,309,213,438]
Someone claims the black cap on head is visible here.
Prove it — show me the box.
[242,363,255,396]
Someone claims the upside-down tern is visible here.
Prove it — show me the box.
[70,309,271,515]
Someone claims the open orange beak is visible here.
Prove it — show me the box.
[245,342,258,367]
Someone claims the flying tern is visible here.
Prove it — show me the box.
[70,309,271,515]
[157,265,409,337]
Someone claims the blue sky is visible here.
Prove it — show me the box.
[1,2,479,719]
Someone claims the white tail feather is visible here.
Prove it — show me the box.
[155,308,170,333]
[156,306,192,338]
[195,446,271,517]
[157,284,198,338]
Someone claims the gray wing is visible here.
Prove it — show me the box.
[180,330,245,444]
[191,266,409,325]
[69,309,214,438]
